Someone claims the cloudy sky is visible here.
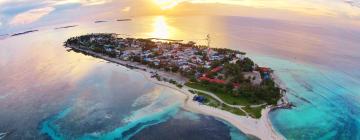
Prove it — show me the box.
[0,0,359,33]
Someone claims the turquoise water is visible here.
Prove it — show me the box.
[251,56,360,139]
[40,107,73,140]
[1,15,360,139]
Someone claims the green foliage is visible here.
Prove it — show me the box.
[171,66,179,73]
[176,84,183,88]
[243,105,264,119]
[186,80,281,106]
[237,57,254,72]
[211,60,223,68]
[189,77,197,82]
[223,63,244,83]
[185,82,253,106]
[190,90,246,116]
[131,55,141,62]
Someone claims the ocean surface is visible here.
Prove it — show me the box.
[0,16,359,140]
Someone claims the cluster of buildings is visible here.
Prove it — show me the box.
[79,34,246,74]
[69,34,272,88]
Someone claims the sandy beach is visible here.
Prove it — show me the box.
[69,46,285,140]
[141,70,284,140]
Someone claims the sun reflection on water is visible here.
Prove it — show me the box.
[151,16,171,39]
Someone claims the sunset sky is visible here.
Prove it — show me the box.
[0,0,359,33]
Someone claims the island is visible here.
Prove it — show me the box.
[54,25,78,30]
[11,30,39,36]
[94,20,108,23]
[65,33,291,139]
[117,19,132,21]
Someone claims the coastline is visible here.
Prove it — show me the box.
[67,45,285,140]
[137,66,285,140]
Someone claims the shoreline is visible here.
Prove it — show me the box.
[68,45,285,140]
[138,67,284,140]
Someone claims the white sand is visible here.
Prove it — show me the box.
[137,70,284,140]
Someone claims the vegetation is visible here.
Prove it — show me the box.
[189,90,246,116]
[186,82,253,106]
[237,57,254,72]
[243,105,264,119]
[186,78,281,106]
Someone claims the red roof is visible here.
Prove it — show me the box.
[259,67,271,73]
[199,76,226,84]
[205,66,223,76]
[211,66,223,73]
[233,83,241,88]
[198,66,239,88]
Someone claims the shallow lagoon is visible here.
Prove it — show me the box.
[0,15,360,139]
[0,18,250,139]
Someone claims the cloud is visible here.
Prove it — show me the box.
[9,7,55,25]
[0,0,114,25]
[122,6,131,12]
[344,0,360,7]
[50,0,113,6]
[0,15,3,26]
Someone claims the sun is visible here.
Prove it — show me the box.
[154,0,179,10]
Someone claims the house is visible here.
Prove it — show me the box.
[259,67,271,80]
[142,50,153,57]
[177,60,188,66]
[153,61,160,66]
[104,45,113,52]
[172,44,180,48]
[236,54,245,60]
[259,67,271,73]
[204,61,212,68]
[144,58,153,62]
[263,73,270,80]
[180,65,190,70]
[207,48,218,57]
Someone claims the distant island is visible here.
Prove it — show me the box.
[117,19,132,21]
[54,25,78,30]
[11,30,38,36]
[65,33,291,119]
[94,20,108,23]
